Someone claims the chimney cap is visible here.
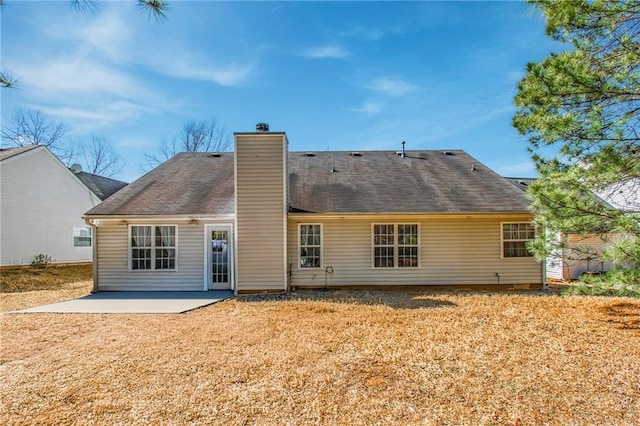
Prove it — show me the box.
[256,122,269,132]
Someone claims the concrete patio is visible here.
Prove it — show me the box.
[11,291,234,314]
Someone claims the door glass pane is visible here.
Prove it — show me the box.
[211,230,228,284]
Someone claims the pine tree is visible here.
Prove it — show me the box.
[513,0,640,287]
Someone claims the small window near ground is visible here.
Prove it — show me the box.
[130,225,177,270]
[373,224,419,268]
[502,223,535,258]
[73,226,92,247]
[299,224,322,268]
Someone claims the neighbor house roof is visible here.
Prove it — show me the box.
[505,177,536,193]
[86,150,531,216]
[74,171,128,201]
[1,145,127,201]
[0,145,41,161]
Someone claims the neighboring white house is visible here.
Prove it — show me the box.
[598,178,639,213]
[85,124,543,293]
[0,145,127,267]
[506,176,637,281]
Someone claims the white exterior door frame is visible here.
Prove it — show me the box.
[203,224,234,291]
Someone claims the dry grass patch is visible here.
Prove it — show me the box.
[2,288,639,425]
[0,264,92,312]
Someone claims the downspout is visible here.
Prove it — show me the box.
[85,218,99,293]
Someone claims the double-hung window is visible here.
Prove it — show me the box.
[130,225,177,270]
[73,226,92,247]
[502,223,534,258]
[299,224,322,268]
[373,224,419,268]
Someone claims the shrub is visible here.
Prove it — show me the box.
[30,254,53,268]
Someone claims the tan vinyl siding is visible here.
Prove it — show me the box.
[235,134,287,291]
[564,234,614,280]
[288,216,542,287]
[96,221,205,291]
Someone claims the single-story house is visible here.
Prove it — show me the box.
[84,124,542,293]
[0,145,127,267]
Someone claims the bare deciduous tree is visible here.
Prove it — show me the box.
[77,135,124,178]
[142,118,231,170]
[1,109,71,160]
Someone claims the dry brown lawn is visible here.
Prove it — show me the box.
[0,264,93,312]
[1,272,640,425]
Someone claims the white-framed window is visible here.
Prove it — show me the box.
[299,224,322,268]
[373,224,419,268]
[502,223,535,258]
[73,226,92,247]
[130,225,177,270]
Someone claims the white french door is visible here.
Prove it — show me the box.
[206,225,233,290]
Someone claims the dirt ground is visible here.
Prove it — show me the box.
[1,284,639,425]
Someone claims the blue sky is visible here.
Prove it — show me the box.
[1,1,559,182]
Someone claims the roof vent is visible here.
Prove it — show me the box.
[210,153,222,158]
[351,152,362,157]
[70,163,82,174]
[471,164,477,171]
[442,151,454,156]
[256,122,269,132]
[395,151,403,156]
[304,152,315,157]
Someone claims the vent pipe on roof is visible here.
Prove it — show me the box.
[471,164,476,171]
[256,122,269,132]
[401,141,406,158]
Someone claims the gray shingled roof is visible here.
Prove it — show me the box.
[86,150,531,216]
[86,152,235,216]
[290,151,530,213]
[75,171,128,201]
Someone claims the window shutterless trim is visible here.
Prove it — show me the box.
[500,222,535,259]
[371,223,420,269]
[73,225,92,247]
[128,224,178,271]
[298,223,323,269]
